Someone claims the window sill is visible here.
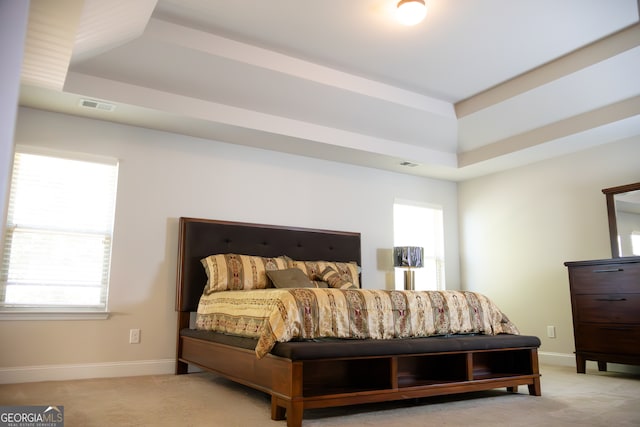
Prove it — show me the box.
[0,311,110,321]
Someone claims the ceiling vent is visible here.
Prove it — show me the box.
[79,98,115,112]
[400,161,419,167]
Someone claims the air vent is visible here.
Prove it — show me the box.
[400,161,419,167]
[79,99,115,112]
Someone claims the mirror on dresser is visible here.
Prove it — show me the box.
[563,182,640,374]
[602,182,640,258]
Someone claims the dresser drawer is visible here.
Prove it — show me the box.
[568,262,640,294]
[575,324,640,355]
[574,294,640,323]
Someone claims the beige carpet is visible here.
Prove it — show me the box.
[1,364,639,427]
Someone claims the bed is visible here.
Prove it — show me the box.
[175,217,541,427]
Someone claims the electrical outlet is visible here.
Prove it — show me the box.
[546,325,556,338]
[129,328,140,344]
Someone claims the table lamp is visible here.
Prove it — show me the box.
[393,246,424,290]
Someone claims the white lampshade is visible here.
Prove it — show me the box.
[396,0,427,26]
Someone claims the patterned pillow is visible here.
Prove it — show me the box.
[311,280,330,288]
[319,266,357,289]
[286,257,360,288]
[201,254,288,292]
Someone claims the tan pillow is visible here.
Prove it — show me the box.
[201,254,288,292]
[311,280,330,288]
[267,268,314,288]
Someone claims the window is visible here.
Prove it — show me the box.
[632,231,640,256]
[393,201,445,290]
[1,148,118,315]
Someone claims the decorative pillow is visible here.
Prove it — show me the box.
[311,280,330,288]
[319,266,358,289]
[286,258,360,288]
[267,268,314,288]
[200,254,288,292]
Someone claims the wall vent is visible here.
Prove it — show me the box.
[400,161,419,167]
[79,99,115,112]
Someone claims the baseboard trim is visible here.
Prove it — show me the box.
[3,352,637,384]
[0,359,175,384]
[539,351,576,367]
[539,351,640,374]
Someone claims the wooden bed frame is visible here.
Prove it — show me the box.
[175,217,541,427]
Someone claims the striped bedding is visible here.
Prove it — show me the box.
[195,288,520,359]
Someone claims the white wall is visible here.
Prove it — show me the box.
[0,1,29,254]
[0,107,459,382]
[459,137,640,368]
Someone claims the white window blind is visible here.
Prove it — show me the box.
[393,201,445,290]
[1,148,118,312]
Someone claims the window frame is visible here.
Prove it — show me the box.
[0,146,118,320]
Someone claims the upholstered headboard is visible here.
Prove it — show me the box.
[175,217,362,312]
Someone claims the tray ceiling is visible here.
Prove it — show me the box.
[19,0,640,180]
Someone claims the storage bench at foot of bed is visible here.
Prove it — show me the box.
[270,346,541,427]
[177,332,541,427]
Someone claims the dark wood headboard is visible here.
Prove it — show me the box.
[175,217,361,312]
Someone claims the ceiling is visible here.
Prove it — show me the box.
[18,0,640,181]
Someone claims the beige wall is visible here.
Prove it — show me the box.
[459,137,640,367]
[3,106,638,382]
[0,107,460,382]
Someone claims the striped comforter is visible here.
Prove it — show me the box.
[195,288,520,358]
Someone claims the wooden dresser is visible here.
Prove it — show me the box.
[564,256,640,373]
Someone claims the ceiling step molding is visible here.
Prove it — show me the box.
[455,23,640,118]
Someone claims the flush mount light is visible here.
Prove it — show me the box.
[396,0,427,26]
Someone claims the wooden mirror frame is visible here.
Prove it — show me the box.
[602,182,640,258]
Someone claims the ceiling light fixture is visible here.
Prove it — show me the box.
[396,0,427,26]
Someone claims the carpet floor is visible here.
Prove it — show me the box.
[1,364,639,426]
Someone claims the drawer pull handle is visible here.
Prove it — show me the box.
[592,268,623,273]
[595,298,627,302]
